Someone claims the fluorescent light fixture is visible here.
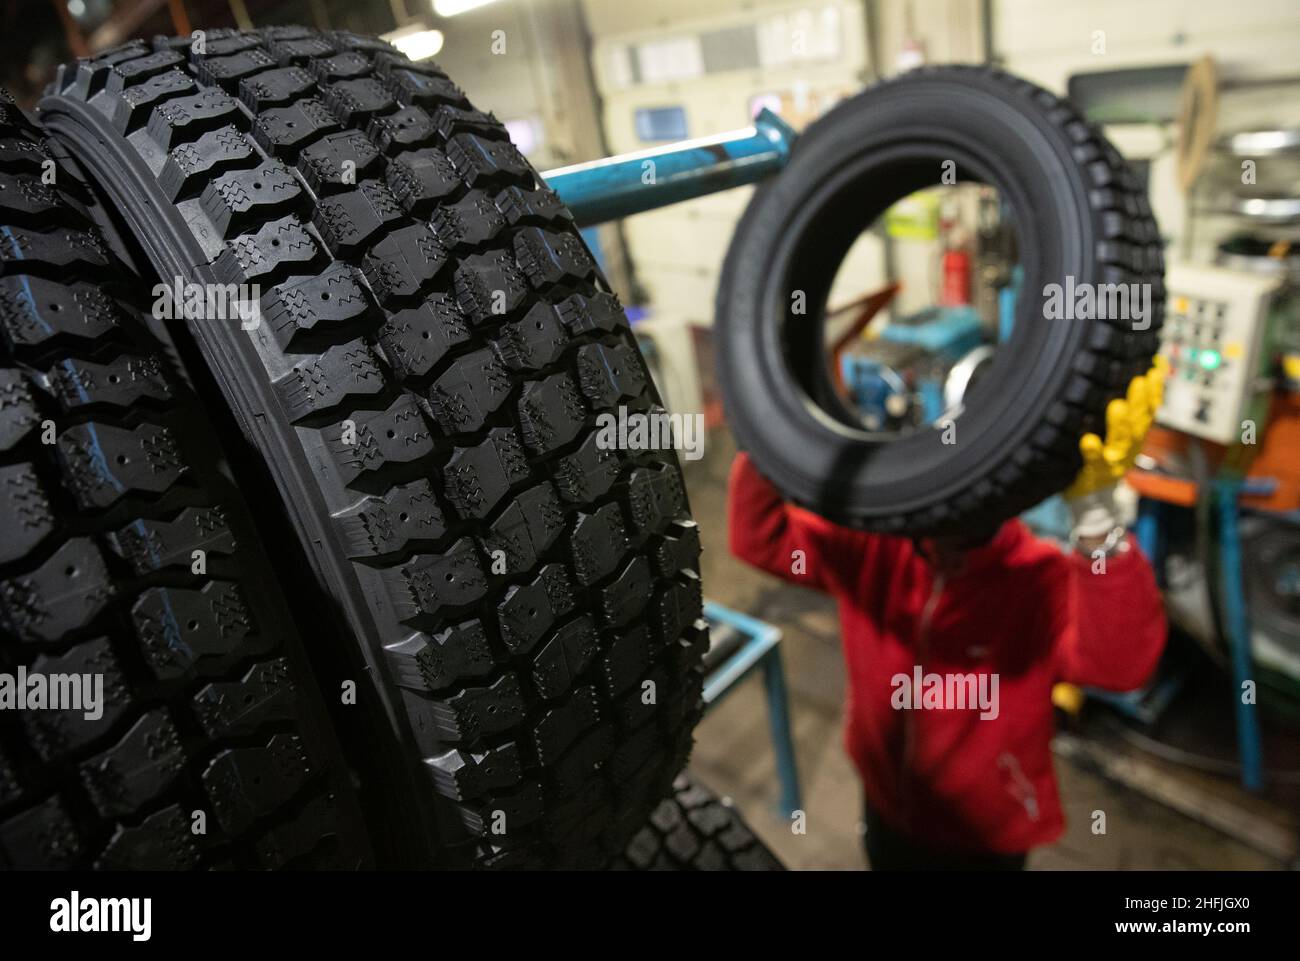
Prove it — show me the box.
[381,25,445,61]
[433,0,501,17]
[503,118,542,156]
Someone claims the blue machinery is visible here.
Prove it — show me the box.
[541,111,1270,798]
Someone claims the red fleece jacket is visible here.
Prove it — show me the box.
[728,454,1166,854]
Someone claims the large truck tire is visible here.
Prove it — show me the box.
[717,66,1164,535]
[0,94,371,869]
[39,27,705,868]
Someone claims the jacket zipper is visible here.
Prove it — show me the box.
[899,572,945,832]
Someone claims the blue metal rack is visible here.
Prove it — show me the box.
[702,601,802,817]
[542,108,798,227]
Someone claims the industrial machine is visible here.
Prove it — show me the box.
[1156,262,1282,443]
[838,306,989,433]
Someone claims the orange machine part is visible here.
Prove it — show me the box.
[1128,392,1300,510]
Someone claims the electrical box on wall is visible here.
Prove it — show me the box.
[1156,262,1281,443]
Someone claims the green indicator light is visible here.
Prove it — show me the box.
[1198,350,1222,371]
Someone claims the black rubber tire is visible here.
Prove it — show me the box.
[39,28,705,868]
[613,773,784,870]
[717,66,1164,535]
[0,93,371,869]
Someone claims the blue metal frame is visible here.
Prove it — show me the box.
[703,601,802,817]
[543,108,798,227]
[1216,478,1266,792]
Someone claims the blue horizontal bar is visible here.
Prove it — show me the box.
[542,108,797,227]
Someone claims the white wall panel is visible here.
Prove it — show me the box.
[584,0,871,324]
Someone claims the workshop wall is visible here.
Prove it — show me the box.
[994,0,1300,259]
[425,1,557,168]
[583,0,873,325]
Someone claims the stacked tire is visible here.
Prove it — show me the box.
[10,26,708,869]
[0,93,371,869]
[613,774,784,871]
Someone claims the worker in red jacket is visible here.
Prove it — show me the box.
[728,361,1168,869]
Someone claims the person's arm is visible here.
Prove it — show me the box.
[1054,540,1166,690]
[728,452,869,595]
[1055,358,1167,689]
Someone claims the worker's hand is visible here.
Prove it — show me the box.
[1064,357,1167,499]
[1063,357,1167,540]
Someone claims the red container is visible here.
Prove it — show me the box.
[940,248,971,306]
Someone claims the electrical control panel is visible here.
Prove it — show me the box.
[1156,262,1280,444]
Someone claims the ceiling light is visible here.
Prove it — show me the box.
[381,26,445,61]
[433,0,501,17]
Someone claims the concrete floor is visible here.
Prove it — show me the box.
[681,431,1293,871]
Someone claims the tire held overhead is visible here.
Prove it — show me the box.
[716,66,1165,535]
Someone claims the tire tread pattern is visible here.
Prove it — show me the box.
[0,92,366,870]
[44,26,704,868]
[611,774,785,871]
